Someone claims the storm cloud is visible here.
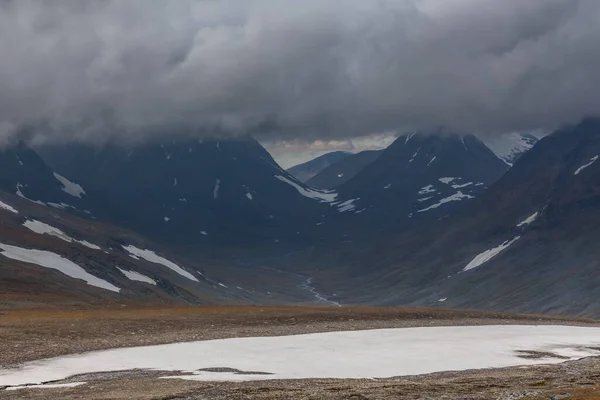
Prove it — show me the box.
[1,0,600,144]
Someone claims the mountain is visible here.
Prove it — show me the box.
[287,151,352,183]
[40,136,337,249]
[306,150,381,189]
[323,132,509,231]
[484,132,539,166]
[0,186,319,306]
[320,118,600,317]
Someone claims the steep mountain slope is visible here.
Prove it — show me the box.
[325,132,508,230]
[306,150,381,189]
[321,118,600,317]
[40,137,336,249]
[0,188,326,306]
[485,132,539,166]
[287,151,352,183]
[0,142,88,212]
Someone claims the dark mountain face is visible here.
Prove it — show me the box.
[287,151,352,183]
[0,143,88,211]
[306,150,381,189]
[319,119,600,317]
[327,132,509,229]
[41,137,336,248]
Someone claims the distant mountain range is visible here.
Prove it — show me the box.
[39,136,336,249]
[307,119,600,317]
[8,120,600,319]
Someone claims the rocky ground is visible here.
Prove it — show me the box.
[1,304,599,399]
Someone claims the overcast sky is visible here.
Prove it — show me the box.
[1,0,600,152]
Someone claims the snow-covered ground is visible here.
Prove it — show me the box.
[1,326,599,387]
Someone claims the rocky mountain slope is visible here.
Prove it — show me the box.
[0,142,89,213]
[287,151,351,183]
[316,118,600,317]
[306,150,381,189]
[322,132,509,231]
[40,137,337,249]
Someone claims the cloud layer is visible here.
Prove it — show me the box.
[1,0,600,144]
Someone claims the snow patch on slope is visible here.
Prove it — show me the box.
[0,200,17,214]
[213,179,220,199]
[417,191,474,212]
[23,220,72,242]
[517,212,539,227]
[438,177,458,184]
[336,199,358,213]
[22,220,101,250]
[122,245,198,282]
[117,267,157,286]
[0,243,119,293]
[274,175,337,202]
[574,156,598,175]
[463,237,520,272]
[53,173,85,198]
[418,185,436,195]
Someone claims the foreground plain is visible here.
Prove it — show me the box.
[1,304,600,399]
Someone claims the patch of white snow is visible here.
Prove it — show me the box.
[122,245,198,282]
[117,267,156,286]
[0,243,120,292]
[438,177,458,184]
[213,179,220,199]
[2,326,600,386]
[418,185,436,195]
[417,191,474,212]
[463,237,521,272]
[53,173,85,198]
[517,212,539,227]
[574,155,599,175]
[336,199,358,213]
[23,220,72,242]
[0,200,18,214]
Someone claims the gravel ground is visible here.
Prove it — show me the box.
[1,305,599,399]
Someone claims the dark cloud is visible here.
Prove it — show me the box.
[1,0,599,144]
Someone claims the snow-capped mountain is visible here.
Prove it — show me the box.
[40,136,335,247]
[326,132,509,230]
[0,142,89,212]
[306,150,381,189]
[287,151,352,183]
[484,132,539,166]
